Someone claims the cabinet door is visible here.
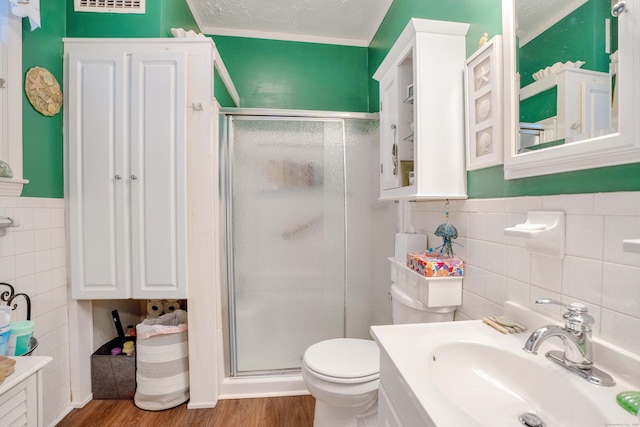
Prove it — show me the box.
[558,71,610,141]
[378,385,403,427]
[130,53,188,299]
[379,72,402,191]
[68,51,129,299]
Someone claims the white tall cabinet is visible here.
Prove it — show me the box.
[374,19,469,200]
[65,38,228,408]
[65,39,214,299]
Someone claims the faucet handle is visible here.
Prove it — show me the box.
[535,298,594,331]
[535,298,586,313]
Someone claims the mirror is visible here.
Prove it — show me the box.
[517,0,616,153]
[502,0,640,179]
[0,3,26,195]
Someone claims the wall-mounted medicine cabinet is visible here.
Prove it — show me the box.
[374,18,469,200]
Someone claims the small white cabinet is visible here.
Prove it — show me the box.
[0,357,51,427]
[65,39,215,299]
[519,68,611,146]
[374,19,470,200]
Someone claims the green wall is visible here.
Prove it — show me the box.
[211,36,369,111]
[159,1,199,38]
[19,0,640,198]
[21,1,66,197]
[519,0,612,124]
[22,0,199,198]
[213,69,235,108]
[66,0,198,38]
[368,0,502,111]
[469,164,640,197]
[519,0,612,87]
[369,0,640,199]
[67,1,162,37]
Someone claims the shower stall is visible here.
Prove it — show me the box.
[219,110,395,387]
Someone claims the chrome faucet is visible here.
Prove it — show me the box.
[522,298,615,386]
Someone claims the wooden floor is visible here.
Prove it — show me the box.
[57,396,316,427]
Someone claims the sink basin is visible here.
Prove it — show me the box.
[428,341,607,426]
[371,304,640,427]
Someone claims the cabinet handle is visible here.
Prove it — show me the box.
[114,174,122,180]
[131,175,138,180]
[391,124,398,176]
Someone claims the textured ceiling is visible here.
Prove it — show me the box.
[186,0,393,46]
[517,0,588,46]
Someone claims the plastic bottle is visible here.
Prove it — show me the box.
[122,341,135,356]
[7,320,34,356]
[125,325,136,337]
[0,306,11,356]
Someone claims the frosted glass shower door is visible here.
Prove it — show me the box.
[229,117,346,374]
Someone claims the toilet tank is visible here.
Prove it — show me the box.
[390,283,454,324]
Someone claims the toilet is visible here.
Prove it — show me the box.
[302,283,455,427]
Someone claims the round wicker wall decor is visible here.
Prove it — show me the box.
[24,67,62,117]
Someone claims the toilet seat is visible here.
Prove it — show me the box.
[303,338,380,384]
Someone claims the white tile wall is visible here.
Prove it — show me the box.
[409,191,640,356]
[0,197,70,426]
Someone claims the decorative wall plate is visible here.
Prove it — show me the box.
[464,36,503,171]
[25,67,62,117]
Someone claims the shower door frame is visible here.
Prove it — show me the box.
[218,108,380,397]
[224,114,346,377]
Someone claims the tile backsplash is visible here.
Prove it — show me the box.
[0,197,70,426]
[408,191,640,356]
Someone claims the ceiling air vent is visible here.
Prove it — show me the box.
[74,0,145,14]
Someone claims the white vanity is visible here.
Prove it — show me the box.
[371,302,640,426]
[0,356,52,427]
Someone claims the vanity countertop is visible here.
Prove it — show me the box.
[0,356,52,395]
[371,314,639,427]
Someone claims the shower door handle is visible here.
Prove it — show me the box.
[391,124,398,176]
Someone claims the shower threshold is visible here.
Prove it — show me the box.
[219,372,308,399]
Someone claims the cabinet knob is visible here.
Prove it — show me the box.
[114,175,122,180]
[131,175,138,180]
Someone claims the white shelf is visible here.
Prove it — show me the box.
[504,211,565,258]
[519,68,608,101]
[388,257,462,308]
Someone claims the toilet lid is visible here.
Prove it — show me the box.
[303,338,380,379]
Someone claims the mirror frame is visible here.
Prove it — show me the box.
[502,0,640,179]
[0,3,26,196]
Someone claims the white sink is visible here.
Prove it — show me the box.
[371,305,640,426]
[428,341,607,426]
